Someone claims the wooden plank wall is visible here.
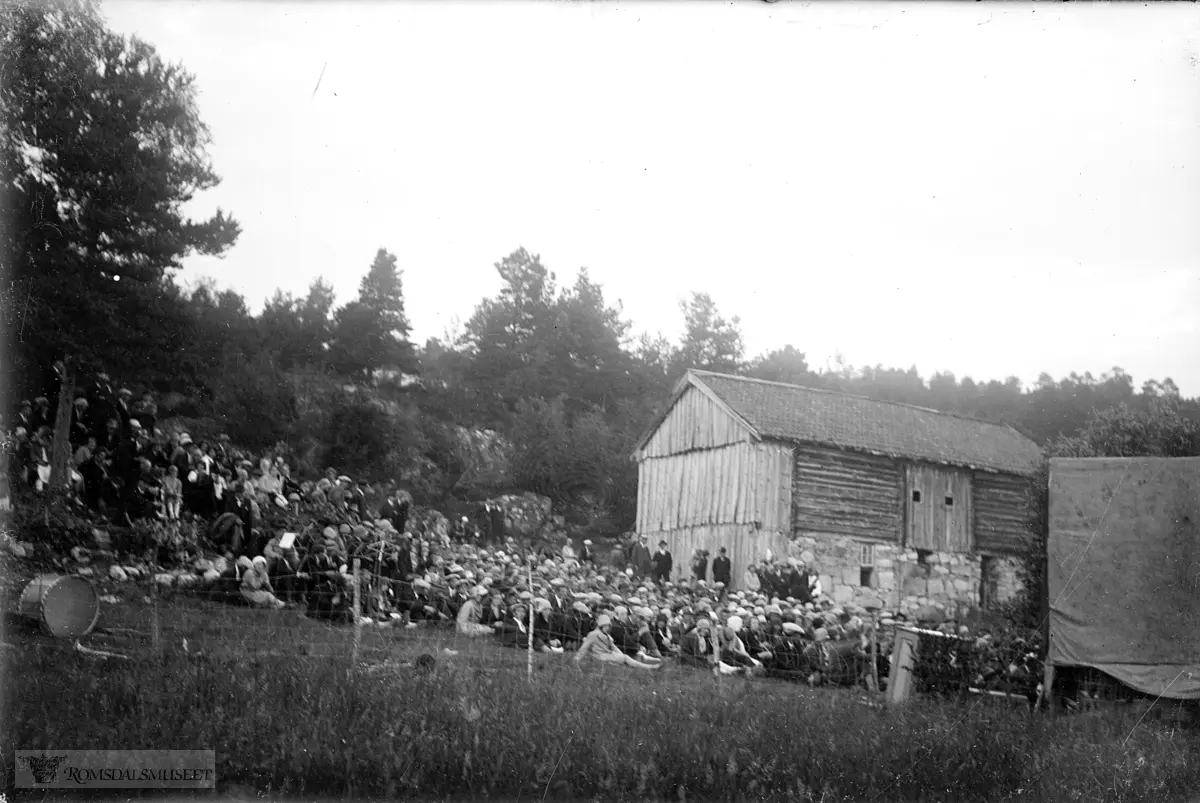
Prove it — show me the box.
[904,463,973,552]
[791,445,903,541]
[641,523,793,589]
[640,386,755,458]
[974,471,1032,555]
[636,442,793,533]
[636,440,794,589]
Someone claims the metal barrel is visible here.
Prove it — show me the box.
[18,574,100,640]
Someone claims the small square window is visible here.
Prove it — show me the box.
[912,490,922,503]
[945,496,954,506]
[860,567,875,588]
[859,543,875,567]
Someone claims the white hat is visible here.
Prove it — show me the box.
[782,622,804,635]
[727,615,744,632]
[596,614,612,628]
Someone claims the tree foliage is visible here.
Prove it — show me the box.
[6,2,1199,531]
[1,0,239,389]
[328,249,416,379]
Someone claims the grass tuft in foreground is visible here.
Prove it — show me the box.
[5,641,1198,802]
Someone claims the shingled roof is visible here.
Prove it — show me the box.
[639,370,1042,475]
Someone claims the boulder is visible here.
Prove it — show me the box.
[857,595,885,611]
[153,573,175,587]
[914,606,944,625]
[91,528,112,549]
[202,569,221,585]
[485,492,553,539]
[108,566,129,583]
[76,566,94,577]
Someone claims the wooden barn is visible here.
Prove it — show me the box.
[633,370,1042,608]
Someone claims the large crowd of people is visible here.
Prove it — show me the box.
[6,366,1036,693]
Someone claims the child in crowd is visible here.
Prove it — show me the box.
[162,464,183,520]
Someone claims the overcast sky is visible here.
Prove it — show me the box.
[103,1,1200,396]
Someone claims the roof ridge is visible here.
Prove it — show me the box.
[689,369,1027,434]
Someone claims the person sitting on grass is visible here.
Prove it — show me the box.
[679,617,721,669]
[478,589,507,627]
[532,598,565,653]
[410,578,451,625]
[263,531,304,603]
[494,601,532,648]
[652,608,678,657]
[574,614,661,671]
[456,585,495,638]
[241,555,286,609]
[717,617,763,675]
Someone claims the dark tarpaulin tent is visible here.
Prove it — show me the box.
[1047,457,1200,699]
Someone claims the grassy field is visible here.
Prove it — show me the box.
[4,587,1199,802]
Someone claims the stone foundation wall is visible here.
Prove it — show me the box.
[788,532,1021,618]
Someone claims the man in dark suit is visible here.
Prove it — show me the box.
[712,547,732,587]
[379,486,411,533]
[630,535,653,579]
[652,540,673,584]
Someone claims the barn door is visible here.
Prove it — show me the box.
[906,464,972,553]
[905,464,938,550]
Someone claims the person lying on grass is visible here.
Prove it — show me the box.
[574,614,661,671]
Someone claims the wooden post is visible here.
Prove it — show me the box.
[351,558,362,667]
[868,615,880,694]
[526,558,534,682]
[151,574,162,662]
[48,357,75,490]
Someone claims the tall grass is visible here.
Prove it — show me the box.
[6,640,1197,802]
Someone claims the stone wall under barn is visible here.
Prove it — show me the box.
[787,532,1022,618]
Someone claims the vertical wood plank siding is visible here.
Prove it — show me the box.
[904,464,973,552]
[636,441,793,588]
[640,387,754,458]
[791,445,903,541]
[973,471,1032,555]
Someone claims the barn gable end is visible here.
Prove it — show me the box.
[638,384,757,459]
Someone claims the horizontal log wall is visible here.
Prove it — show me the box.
[636,441,793,533]
[791,445,903,542]
[640,385,754,458]
[974,471,1032,555]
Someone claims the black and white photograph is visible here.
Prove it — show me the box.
[2,0,1199,800]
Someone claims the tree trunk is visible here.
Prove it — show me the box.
[49,358,76,489]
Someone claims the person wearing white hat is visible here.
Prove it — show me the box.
[574,614,661,670]
[240,555,286,609]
